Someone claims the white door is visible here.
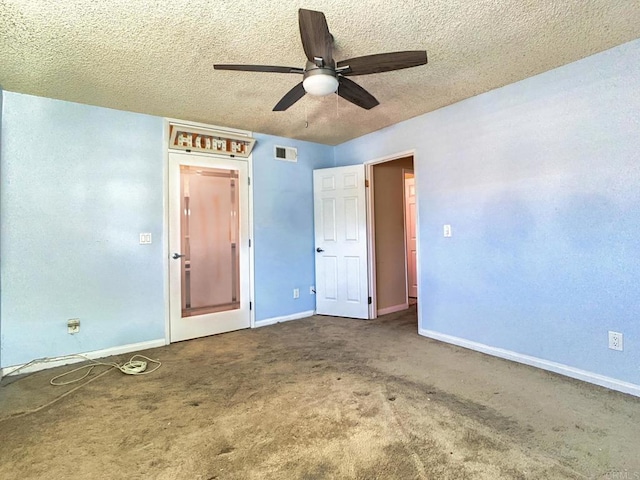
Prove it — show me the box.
[169,151,250,342]
[404,174,418,298]
[313,165,369,319]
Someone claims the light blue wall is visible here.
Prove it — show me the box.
[0,85,3,371]
[3,39,639,390]
[335,39,640,385]
[0,92,334,367]
[251,133,334,321]
[0,93,165,366]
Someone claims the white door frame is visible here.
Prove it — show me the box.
[364,150,417,320]
[162,118,255,345]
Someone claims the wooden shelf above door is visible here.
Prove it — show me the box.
[168,123,256,158]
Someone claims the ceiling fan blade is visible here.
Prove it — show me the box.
[273,82,306,111]
[298,9,333,66]
[214,64,304,74]
[337,51,427,76]
[337,77,379,110]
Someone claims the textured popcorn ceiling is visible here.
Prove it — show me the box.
[1,1,639,145]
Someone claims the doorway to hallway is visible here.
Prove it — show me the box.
[366,154,417,318]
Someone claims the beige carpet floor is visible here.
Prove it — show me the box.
[1,306,639,479]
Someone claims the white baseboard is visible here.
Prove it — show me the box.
[377,303,409,316]
[419,328,640,398]
[1,339,166,377]
[254,310,315,328]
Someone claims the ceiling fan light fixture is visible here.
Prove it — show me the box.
[303,72,338,96]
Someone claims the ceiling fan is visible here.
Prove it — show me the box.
[214,9,428,111]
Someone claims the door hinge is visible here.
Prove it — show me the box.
[249,301,252,310]
[249,239,251,247]
[368,296,372,305]
[365,179,369,187]
[248,177,251,186]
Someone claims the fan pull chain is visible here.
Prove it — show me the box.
[305,103,309,128]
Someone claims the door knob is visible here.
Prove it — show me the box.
[316,247,324,253]
[172,253,185,259]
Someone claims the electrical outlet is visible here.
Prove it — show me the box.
[608,331,623,351]
[293,288,300,299]
[67,318,80,334]
[310,286,315,295]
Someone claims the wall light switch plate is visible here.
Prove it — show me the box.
[139,233,152,244]
[443,224,452,237]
